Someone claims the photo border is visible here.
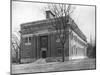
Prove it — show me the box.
[10,0,96,75]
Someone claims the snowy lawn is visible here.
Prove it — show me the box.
[11,58,96,74]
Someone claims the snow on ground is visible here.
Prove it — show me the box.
[69,56,87,60]
[11,58,96,74]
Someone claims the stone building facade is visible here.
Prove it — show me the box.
[20,11,87,62]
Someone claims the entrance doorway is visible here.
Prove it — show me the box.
[40,35,48,58]
[42,51,46,58]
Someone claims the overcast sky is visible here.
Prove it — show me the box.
[12,1,95,42]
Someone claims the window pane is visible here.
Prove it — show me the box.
[29,37,31,42]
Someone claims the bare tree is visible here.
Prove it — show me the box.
[11,33,21,63]
[46,4,75,62]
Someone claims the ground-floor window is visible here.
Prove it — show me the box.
[57,48,62,56]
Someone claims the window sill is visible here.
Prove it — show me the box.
[25,43,31,45]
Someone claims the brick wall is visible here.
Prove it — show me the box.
[20,35,36,59]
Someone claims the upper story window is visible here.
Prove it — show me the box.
[24,37,32,45]
[29,37,32,43]
[74,36,77,41]
[70,32,73,40]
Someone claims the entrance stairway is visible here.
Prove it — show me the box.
[34,58,47,64]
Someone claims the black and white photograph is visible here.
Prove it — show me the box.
[11,0,96,74]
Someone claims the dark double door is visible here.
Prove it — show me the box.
[40,35,48,58]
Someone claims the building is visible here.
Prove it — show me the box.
[20,11,87,63]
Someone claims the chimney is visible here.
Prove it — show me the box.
[46,10,55,19]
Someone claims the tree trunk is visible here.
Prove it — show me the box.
[62,45,64,62]
[18,47,21,64]
[16,51,18,63]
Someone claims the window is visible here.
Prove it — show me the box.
[40,36,48,48]
[72,46,73,55]
[66,19,69,23]
[58,48,62,56]
[24,37,32,45]
[29,37,32,43]
[70,32,73,40]
[74,36,77,41]
[76,47,77,55]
